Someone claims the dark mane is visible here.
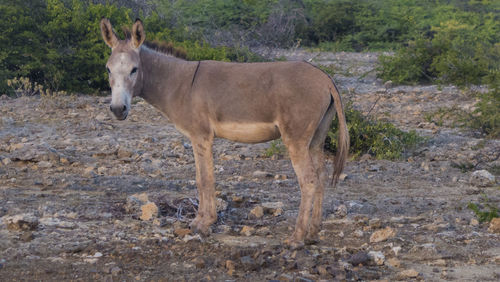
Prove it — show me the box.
[121,26,187,59]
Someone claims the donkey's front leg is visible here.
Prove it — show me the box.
[190,138,217,235]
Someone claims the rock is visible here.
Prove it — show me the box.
[261,202,284,216]
[353,229,364,238]
[240,225,255,236]
[225,260,236,276]
[216,198,228,212]
[384,80,393,89]
[386,258,401,268]
[191,257,206,269]
[368,251,385,265]
[274,174,287,180]
[335,204,347,218]
[470,170,496,187]
[397,269,419,279]
[140,202,159,221]
[37,161,52,168]
[252,170,272,178]
[110,266,122,276]
[249,205,264,219]
[183,234,202,242]
[370,226,396,243]
[488,218,500,234]
[339,173,348,181]
[126,193,150,215]
[470,218,479,226]
[117,148,133,158]
[348,251,370,266]
[408,243,440,260]
[20,231,34,242]
[256,226,271,236]
[1,157,12,166]
[240,255,258,271]
[174,228,192,238]
[4,214,39,231]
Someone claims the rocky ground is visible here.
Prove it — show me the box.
[0,51,499,281]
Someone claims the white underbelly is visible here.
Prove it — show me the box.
[214,122,280,143]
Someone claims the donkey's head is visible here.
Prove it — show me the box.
[100,18,145,120]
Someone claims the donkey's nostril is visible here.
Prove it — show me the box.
[122,105,127,112]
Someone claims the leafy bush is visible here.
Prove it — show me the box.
[378,11,500,86]
[465,71,500,137]
[327,103,423,160]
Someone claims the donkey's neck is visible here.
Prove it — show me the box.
[137,46,197,122]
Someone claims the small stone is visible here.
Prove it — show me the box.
[348,251,370,266]
[433,259,447,266]
[386,258,401,268]
[274,174,287,180]
[1,157,12,166]
[370,226,396,243]
[339,173,348,181]
[261,202,284,216]
[139,202,159,221]
[249,205,264,219]
[256,226,271,236]
[83,166,95,177]
[488,218,500,234]
[252,170,272,178]
[93,252,103,258]
[117,148,133,158]
[225,260,236,276]
[240,255,258,271]
[4,214,39,231]
[353,229,364,238]
[216,198,228,212]
[183,234,202,242]
[368,251,385,266]
[335,204,347,218]
[470,170,496,187]
[192,257,206,268]
[397,269,419,279]
[470,218,479,226]
[20,231,34,242]
[384,80,393,89]
[174,228,192,238]
[111,266,122,276]
[38,161,52,168]
[240,225,255,236]
[97,166,108,174]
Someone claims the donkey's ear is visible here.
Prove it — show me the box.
[131,19,146,49]
[100,18,118,48]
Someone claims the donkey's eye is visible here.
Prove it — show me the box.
[106,67,111,74]
[130,67,138,75]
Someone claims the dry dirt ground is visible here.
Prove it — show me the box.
[1,51,499,281]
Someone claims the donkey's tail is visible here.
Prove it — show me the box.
[329,82,350,186]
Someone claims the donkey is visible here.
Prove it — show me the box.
[100,19,349,247]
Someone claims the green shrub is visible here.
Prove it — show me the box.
[468,195,499,223]
[465,70,500,137]
[328,103,424,160]
[379,13,500,86]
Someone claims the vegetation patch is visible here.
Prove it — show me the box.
[328,103,424,160]
[468,195,499,223]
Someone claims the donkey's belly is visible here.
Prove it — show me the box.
[214,122,280,143]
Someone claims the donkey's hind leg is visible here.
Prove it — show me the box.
[190,137,217,235]
[307,100,336,241]
[286,144,320,248]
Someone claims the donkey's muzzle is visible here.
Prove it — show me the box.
[110,104,128,120]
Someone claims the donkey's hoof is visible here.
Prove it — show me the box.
[190,221,212,236]
[284,237,305,250]
[304,235,319,245]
